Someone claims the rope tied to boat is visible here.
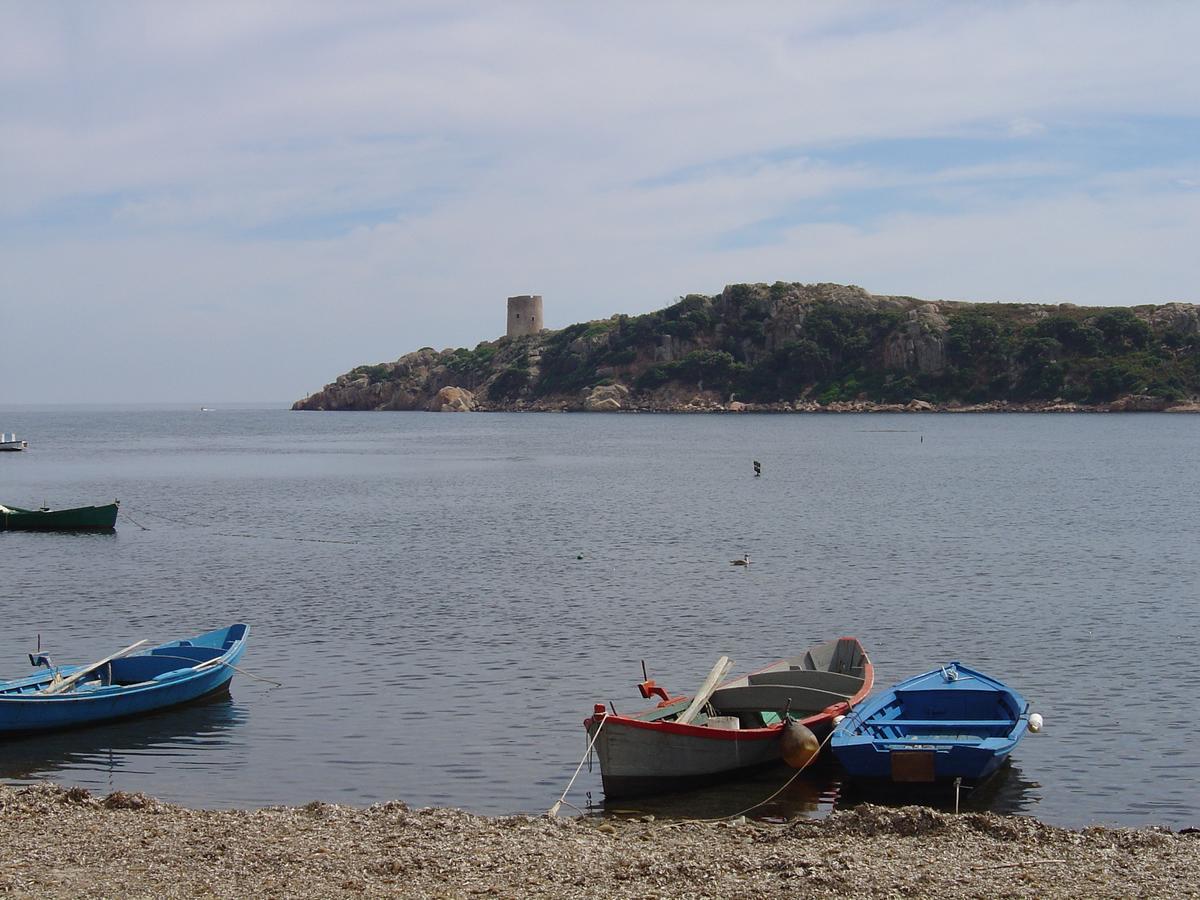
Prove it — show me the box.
[123,507,359,544]
[118,508,151,531]
[547,713,608,817]
[677,718,843,825]
[199,659,283,688]
[151,653,283,688]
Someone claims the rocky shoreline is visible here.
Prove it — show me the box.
[412,386,1200,414]
[2,784,1197,898]
[302,380,1200,415]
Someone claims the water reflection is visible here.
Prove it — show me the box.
[833,762,1042,817]
[0,696,246,789]
[1,409,1196,826]
[589,760,1042,823]
[595,762,831,822]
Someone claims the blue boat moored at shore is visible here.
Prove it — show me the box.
[831,662,1034,783]
[0,624,249,736]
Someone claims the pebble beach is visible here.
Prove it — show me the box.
[2,784,1196,898]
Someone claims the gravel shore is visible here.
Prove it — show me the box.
[1,784,1196,898]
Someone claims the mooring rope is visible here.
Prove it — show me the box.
[121,506,358,545]
[118,509,151,531]
[150,653,284,688]
[211,531,358,546]
[682,721,842,824]
[201,659,283,688]
[548,714,608,817]
[132,508,204,527]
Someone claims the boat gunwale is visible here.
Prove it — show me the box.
[835,661,1030,751]
[0,625,249,705]
[585,637,875,740]
[2,504,118,515]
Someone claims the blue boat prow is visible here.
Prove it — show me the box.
[831,662,1031,782]
[0,624,249,736]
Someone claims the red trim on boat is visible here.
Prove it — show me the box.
[586,702,848,741]
[584,638,876,742]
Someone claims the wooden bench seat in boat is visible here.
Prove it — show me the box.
[883,719,1013,728]
[747,669,864,694]
[709,683,852,718]
[866,719,1015,740]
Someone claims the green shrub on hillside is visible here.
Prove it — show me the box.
[447,343,497,374]
[488,365,531,400]
[353,364,392,384]
[540,288,1197,405]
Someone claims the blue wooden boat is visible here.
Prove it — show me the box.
[0,624,248,736]
[830,662,1031,782]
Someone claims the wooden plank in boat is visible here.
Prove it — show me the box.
[890,749,936,782]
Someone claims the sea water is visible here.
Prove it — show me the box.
[0,406,1196,828]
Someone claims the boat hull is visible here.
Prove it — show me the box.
[0,624,249,735]
[588,714,837,799]
[0,503,119,532]
[832,739,1016,782]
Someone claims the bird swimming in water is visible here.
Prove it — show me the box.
[730,554,751,567]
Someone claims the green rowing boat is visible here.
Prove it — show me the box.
[0,501,119,532]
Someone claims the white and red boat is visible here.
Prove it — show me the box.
[584,637,873,799]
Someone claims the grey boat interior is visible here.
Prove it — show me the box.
[635,638,869,729]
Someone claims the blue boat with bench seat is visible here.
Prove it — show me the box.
[830,662,1035,782]
[0,624,249,735]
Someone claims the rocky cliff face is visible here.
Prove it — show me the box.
[293,282,1200,412]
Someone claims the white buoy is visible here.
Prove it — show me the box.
[1029,712,1044,733]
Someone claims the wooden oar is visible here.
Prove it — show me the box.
[675,655,734,725]
[39,640,149,695]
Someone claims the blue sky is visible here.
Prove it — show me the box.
[2,1,1199,403]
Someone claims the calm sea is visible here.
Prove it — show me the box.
[0,406,1196,828]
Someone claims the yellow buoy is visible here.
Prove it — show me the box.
[780,720,820,769]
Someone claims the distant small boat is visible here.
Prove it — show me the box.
[0,501,119,532]
[831,662,1031,782]
[0,624,249,735]
[0,434,27,452]
[585,637,873,798]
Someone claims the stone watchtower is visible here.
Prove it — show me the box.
[506,294,544,338]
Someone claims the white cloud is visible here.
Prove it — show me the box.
[2,1,1199,402]
[1007,117,1047,138]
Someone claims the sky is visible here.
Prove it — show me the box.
[2,2,1199,404]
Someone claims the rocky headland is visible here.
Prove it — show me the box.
[293,283,1200,413]
[2,784,1197,898]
